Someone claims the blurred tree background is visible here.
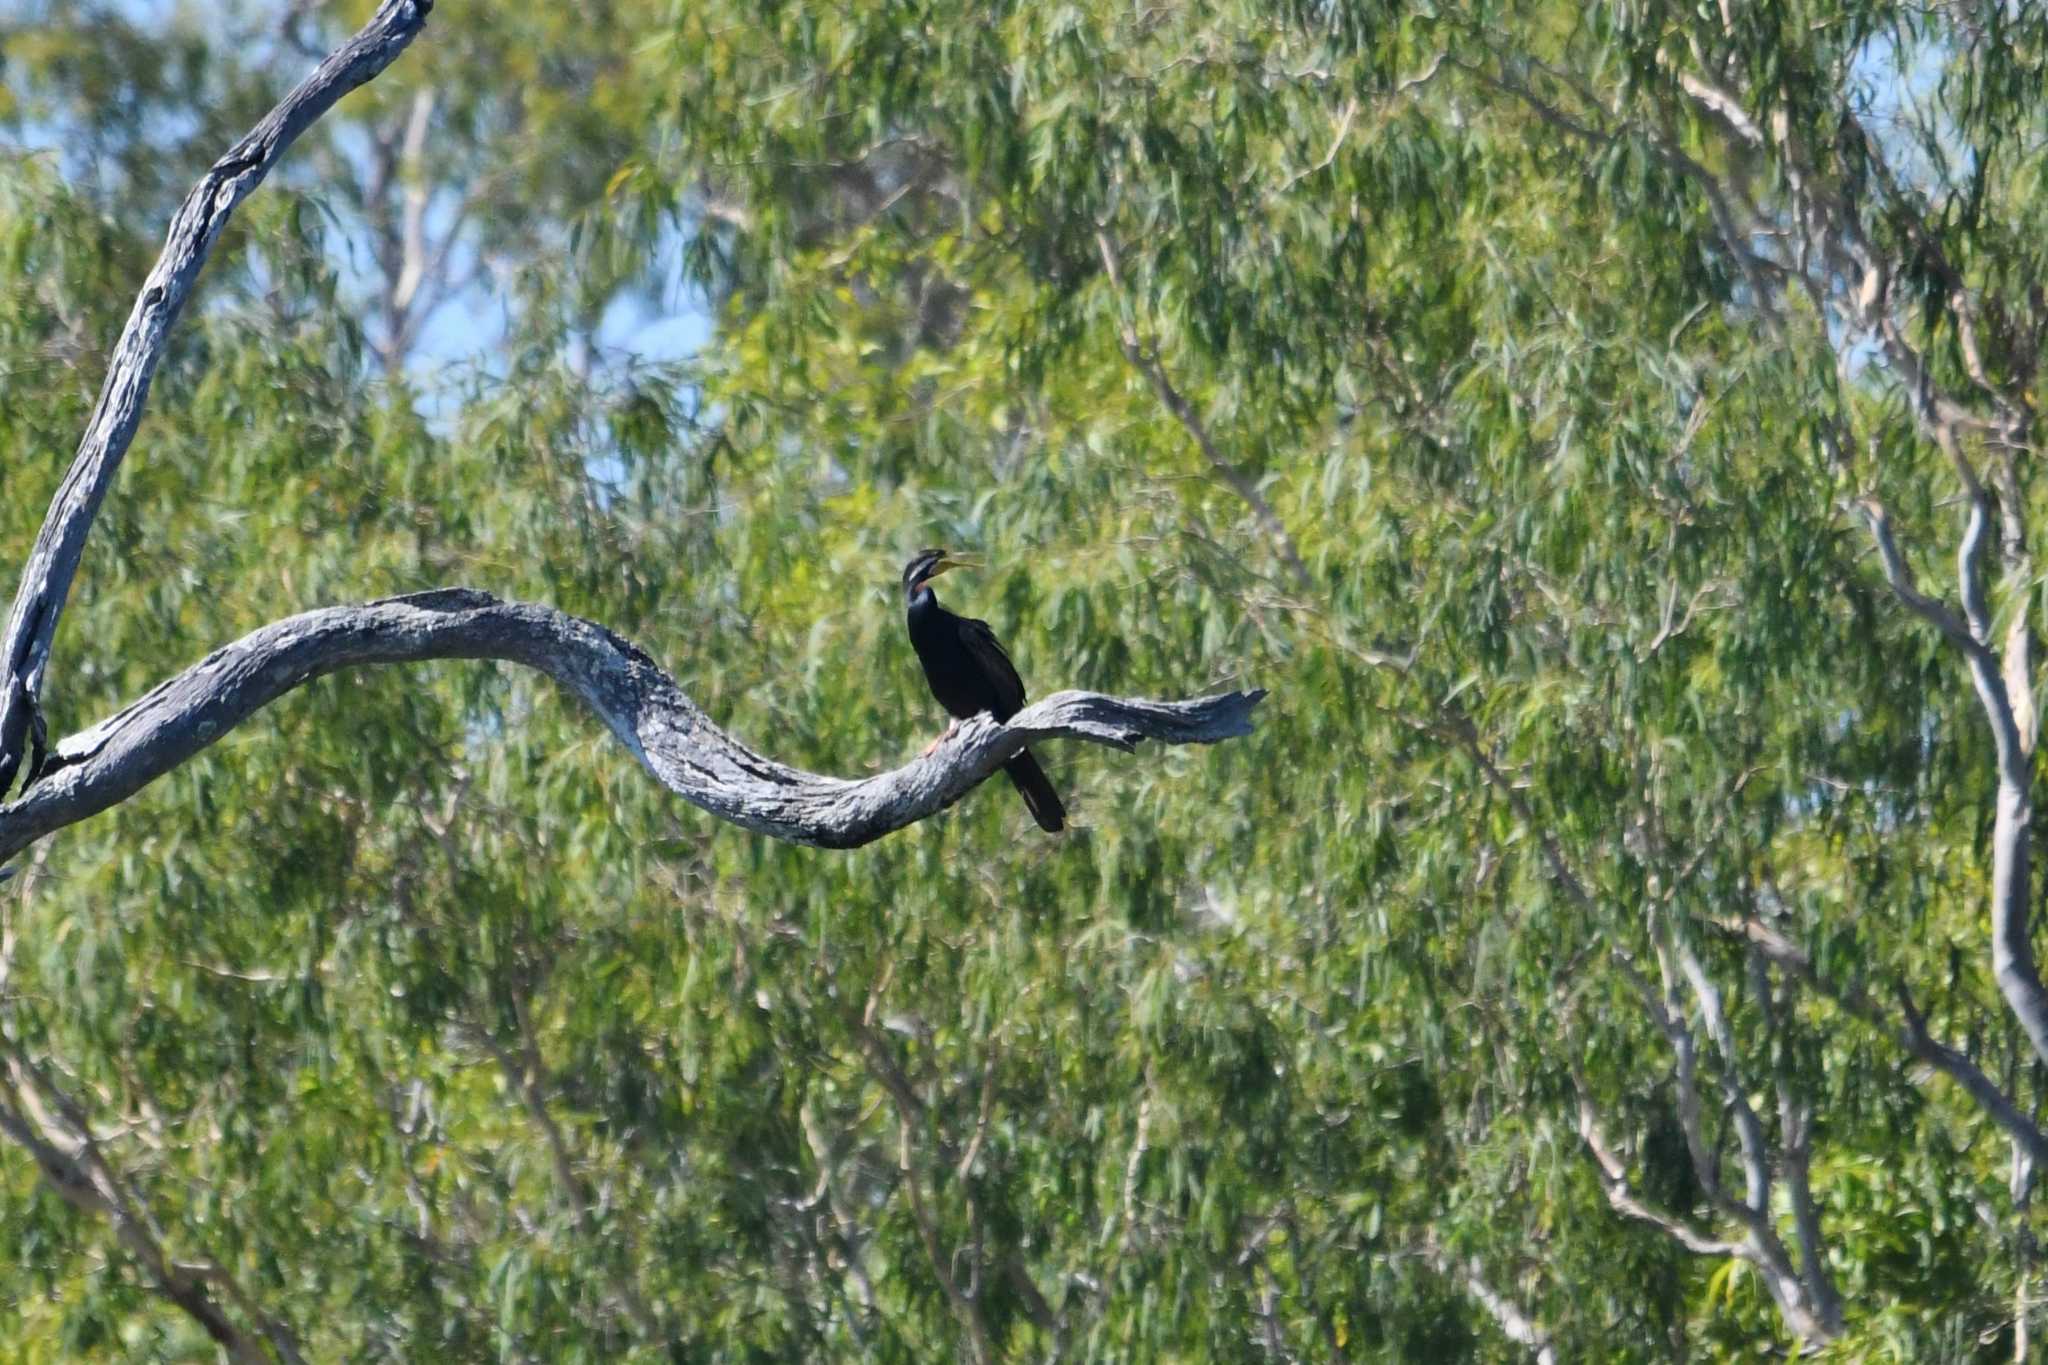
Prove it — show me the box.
[4,0,2048,1358]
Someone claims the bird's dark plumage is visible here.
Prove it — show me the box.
[903,549,1065,832]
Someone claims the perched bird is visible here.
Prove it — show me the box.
[902,548,1066,832]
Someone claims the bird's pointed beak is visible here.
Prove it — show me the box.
[930,552,982,577]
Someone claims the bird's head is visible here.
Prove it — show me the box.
[902,548,979,599]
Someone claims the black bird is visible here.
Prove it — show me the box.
[902,549,1066,832]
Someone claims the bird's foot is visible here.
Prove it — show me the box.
[921,720,960,756]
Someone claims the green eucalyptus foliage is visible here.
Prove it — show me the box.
[2,0,2047,1359]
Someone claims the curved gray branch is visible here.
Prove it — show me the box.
[0,0,436,798]
[0,590,1265,859]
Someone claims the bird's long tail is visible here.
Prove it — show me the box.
[1004,748,1066,833]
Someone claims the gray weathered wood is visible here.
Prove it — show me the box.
[0,0,436,798]
[0,590,1265,860]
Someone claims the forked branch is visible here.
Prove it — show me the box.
[0,0,438,798]
[1856,498,2048,1069]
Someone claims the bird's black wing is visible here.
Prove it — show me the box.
[957,616,1029,719]
[956,612,1066,831]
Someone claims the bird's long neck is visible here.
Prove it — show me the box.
[906,584,952,664]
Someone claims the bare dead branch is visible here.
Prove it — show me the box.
[0,0,436,800]
[0,590,1263,861]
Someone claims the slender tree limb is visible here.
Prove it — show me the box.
[0,1054,293,1362]
[1419,1239,1556,1365]
[1895,985,2048,1165]
[1749,950,1845,1335]
[1267,96,1358,201]
[1855,500,2048,1068]
[1717,912,2048,1166]
[889,1103,993,1364]
[1854,497,1992,662]
[0,589,1263,861]
[1093,230,1316,594]
[1959,491,1997,646]
[1671,937,1771,1214]
[1671,68,1765,147]
[474,990,664,1342]
[390,87,438,320]
[0,0,436,800]
[1582,1055,1833,1343]
[1119,1081,1154,1257]
[1633,928,1725,1214]
[796,1099,882,1322]
[1648,920,1833,1343]
[1573,1093,1742,1258]
[1470,708,1837,1339]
